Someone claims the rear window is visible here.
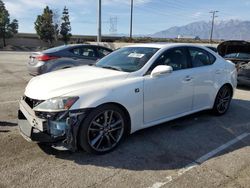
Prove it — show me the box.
[189,47,215,67]
[97,47,112,58]
[208,53,216,64]
[43,45,68,53]
[70,47,96,57]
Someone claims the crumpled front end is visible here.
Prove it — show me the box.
[18,96,90,151]
[237,63,250,86]
[217,40,250,65]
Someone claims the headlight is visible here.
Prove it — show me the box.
[33,96,79,112]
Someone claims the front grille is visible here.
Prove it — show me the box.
[24,96,44,109]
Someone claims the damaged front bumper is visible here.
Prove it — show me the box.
[18,98,90,151]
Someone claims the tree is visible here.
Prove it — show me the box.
[34,6,55,45]
[0,0,18,47]
[60,6,71,44]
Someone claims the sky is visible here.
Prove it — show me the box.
[3,0,250,36]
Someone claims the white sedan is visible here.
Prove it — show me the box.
[18,43,237,154]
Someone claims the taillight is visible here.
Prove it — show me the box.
[36,54,59,61]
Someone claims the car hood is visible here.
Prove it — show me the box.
[217,40,250,57]
[25,66,129,100]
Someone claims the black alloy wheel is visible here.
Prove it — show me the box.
[79,104,128,154]
[213,85,232,115]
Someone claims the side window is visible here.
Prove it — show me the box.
[71,47,81,56]
[71,47,96,58]
[149,48,188,72]
[208,53,216,64]
[97,47,112,58]
[189,47,214,67]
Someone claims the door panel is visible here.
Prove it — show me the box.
[190,66,214,109]
[76,58,96,65]
[188,47,216,109]
[143,70,193,124]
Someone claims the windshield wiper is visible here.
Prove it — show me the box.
[101,66,123,71]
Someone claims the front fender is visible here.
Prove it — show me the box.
[69,77,144,133]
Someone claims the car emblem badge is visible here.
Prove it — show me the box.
[135,88,140,93]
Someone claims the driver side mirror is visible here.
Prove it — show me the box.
[150,65,173,77]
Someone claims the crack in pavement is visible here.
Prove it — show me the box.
[87,169,122,188]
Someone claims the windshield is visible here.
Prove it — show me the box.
[96,47,159,72]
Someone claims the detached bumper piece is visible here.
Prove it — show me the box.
[18,98,89,151]
[18,112,62,143]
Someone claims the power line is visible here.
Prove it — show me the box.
[209,10,219,43]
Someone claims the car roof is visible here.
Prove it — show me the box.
[43,44,112,53]
[125,43,208,49]
[66,44,111,48]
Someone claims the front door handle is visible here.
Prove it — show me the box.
[215,70,222,74]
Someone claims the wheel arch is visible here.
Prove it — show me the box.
[98,102,132,135]
[76,102,132,153]
[212,83,233,115]
[79,102,132,135]
[214,83,234,102]
[222,83,234,95]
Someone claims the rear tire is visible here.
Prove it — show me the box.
[78,104,128,154]
[212,85,232,115]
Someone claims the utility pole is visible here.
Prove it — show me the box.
[130,0,133,39]
[209,10,218,43]
[97,0,102,42]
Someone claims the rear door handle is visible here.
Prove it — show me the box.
[184,76,193,81]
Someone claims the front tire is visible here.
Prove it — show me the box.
[79,104,127,154]
[212,85,232,115]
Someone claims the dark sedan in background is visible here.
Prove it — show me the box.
[218,40,250,86]
[28,44,113,75]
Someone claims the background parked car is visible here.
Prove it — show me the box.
[217,40,250,86]
[28,44,113,75]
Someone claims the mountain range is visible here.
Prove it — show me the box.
[150,20,250,40]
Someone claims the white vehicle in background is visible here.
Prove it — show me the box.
[18,43,237,154]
